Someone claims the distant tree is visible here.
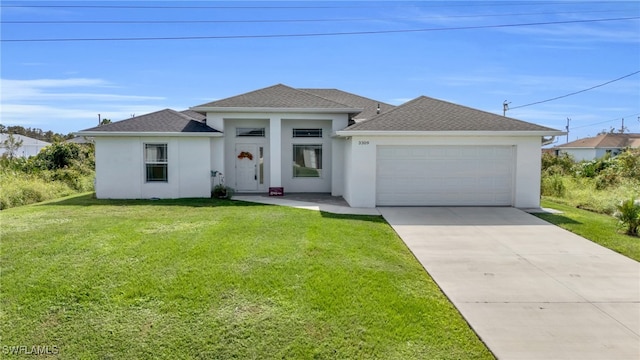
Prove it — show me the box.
[100,118,112,125]
[1,133,24,159]
[0,124,74,142]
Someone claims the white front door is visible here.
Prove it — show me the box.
[235,144,258,191]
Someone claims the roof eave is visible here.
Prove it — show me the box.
[335,130,566,137]
[75,131,223,137]
[190,106,363,114]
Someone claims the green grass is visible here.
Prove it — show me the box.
[536,200,640,262]
[0,194,493,359]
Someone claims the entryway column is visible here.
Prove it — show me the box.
[269,117,282,187]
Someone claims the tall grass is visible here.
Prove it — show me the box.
[543,177,639,214]
[0,142,95,210]
[541,150,640,214]
[0,171,92,210]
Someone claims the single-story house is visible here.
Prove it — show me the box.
[77,84,563,208]
[553,133,640,161]
[0,133,50,158]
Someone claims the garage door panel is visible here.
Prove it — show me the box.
[376,145,514,206]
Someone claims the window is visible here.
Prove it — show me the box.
[236,128,265,137]
[293,144,322,177]
[293,128,322,138]
[145,144,168,182]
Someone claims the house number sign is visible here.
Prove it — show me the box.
[358,140,370,145]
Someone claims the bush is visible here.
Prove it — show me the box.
[212,184,235,199]
[594,169,620,190]
[614,197,640,236]
[541,174,566,197]
[541,152,574,176]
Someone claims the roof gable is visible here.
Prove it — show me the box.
[344,96,559,132]
[192,84,360,110]
[80,109,219,133]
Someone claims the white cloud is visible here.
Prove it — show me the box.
[498,21,640,44]
[0,77,168,133]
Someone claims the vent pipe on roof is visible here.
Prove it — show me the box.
[376,103,380,115]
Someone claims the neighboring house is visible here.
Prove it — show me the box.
[553,133,640,161]
[0,134,50,158]
[65,136,94,144]
[77,84,563,208]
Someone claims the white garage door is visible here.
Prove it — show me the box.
[376,146,514,206]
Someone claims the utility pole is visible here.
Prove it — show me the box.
[503,100,510,116]
[621,118,625,133]
[98,114,101,126]
[566,118,571,143]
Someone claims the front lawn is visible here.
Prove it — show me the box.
[536,200,640,262]
[0,194,493,359]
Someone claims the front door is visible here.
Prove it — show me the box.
[235,144,258,191]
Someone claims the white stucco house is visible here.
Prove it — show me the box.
[553,133,640,162]
[0,134,51,158]
[77,84,563,208]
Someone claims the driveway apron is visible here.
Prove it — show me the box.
[379,207,640,360]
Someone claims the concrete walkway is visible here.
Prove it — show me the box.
[233,195,380,215]
[379,207,640,360]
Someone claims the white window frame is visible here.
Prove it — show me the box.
[236,127,265,137]
[292,128,323,138]
[144,143,168,182]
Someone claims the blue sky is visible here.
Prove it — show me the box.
[1,1,639,143]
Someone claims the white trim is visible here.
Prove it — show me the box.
[190,106,362,114]
[335,130,566,137]
[75,131,223,137]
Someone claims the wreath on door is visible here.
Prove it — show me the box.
[237,151,254,160]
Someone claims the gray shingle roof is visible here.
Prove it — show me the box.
[80,109,219,133]
[344,96,559,132]
[555,133,640,148]
[179,109,206,121]
[192,84,360,110]
[300,88,394,121]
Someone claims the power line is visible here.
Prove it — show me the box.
[3,16,638,42]
[509,70,640,110]
[1,9,624,24]
[0,2,610,9]
[572,113,640,130]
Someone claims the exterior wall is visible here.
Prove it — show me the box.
[331,138,345,196]
[557,148,597,162]
[342,135,544,208]
[210,137,225,187]
[94,136,212,199]
[207,111,349,193]
[342,139,353,201]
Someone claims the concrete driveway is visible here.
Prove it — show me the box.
[379,207,640,360]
